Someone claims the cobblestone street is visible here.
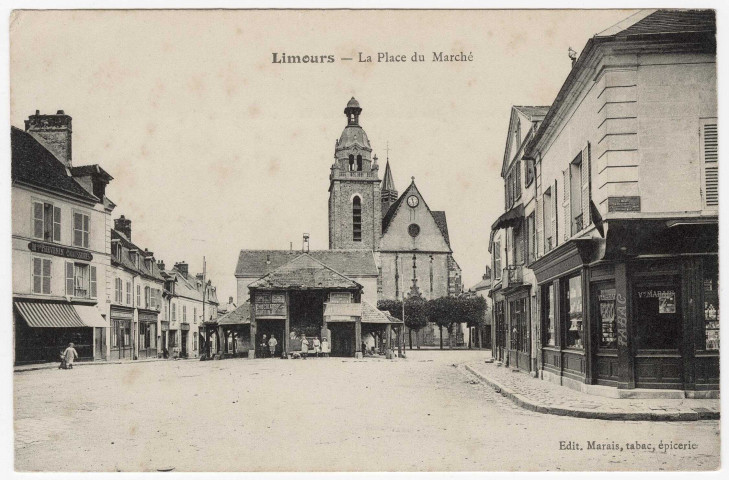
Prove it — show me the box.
[15,350,720,472]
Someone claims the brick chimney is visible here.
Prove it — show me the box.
[483,265,491,280]
[114,215,132,240]
[175,261,188,277]
[25,110,73,167]
[157,260,166,271]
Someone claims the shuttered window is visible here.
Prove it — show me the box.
[32,201,61,242]
[563,168,571,240]
[32,257,52,294]
[90,266,97,298]
[73,212,90,248]
[702,120,718,208]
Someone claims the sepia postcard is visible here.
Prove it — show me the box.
[5,5,723,474]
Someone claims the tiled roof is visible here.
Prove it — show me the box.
[165,269,204,301]
[111,229,164,281]
[215,302,251,326]
[235,249,378,278]
[11,127,98,203]
[526,9,715,160]
[613,9,715,38]
[469,278,491,292]
[431,211,451,247]
[512,106,550,119]
[248,254,361,290]
[361,300,402,324]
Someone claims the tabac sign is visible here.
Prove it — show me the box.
[254,292,286,318]
[28,241,93,261]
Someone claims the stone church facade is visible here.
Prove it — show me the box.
[327,98,464,345]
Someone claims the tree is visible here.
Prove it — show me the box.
[404,297,428,349]
[457,295,487,348]
[427,296,456,349]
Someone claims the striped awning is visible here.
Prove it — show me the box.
[15,301,86,328]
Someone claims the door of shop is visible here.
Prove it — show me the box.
[329,322,354,357]
[508,295,530,372]
[93,327,106,360]
[494,301,505,362]
[632,280,683,389]
[111,318,132,359]
[180,329,188,357]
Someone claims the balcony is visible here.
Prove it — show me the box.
[502,266,524,289]
[330,169,378,181]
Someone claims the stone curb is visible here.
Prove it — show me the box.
[464,364,719,422]
[14,357,196,373]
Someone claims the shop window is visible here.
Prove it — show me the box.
[33,201,61,243]
[634,284,680,350]
[73,212,90,248]
[595,284,616,349]
[31,257,52,295]
[704,259,719,351]
[111,320,119,348]
[509,296,529,353]
[542,283,555,346]
[563,275,583,349]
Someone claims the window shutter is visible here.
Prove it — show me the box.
[83,215,90,248]
[42,259,51,294]
[53,207,61,242]
[581,144,591,226]
[703,122,718,208]
[536,198,543,258]
[562,170,570,240]
[552,180,558,247]
[32,258,41,293]
[74,213,82,247]
[33,202,43,239]
[65,262,74,296]
[90,266,97,298]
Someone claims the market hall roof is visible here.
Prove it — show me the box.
[213,302,251,326]
[248,253,362,290]
[235,249,379,278]
[10,126,100,204]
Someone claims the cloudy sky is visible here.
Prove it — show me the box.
[10,9,636,301]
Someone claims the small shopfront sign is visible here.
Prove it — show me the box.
[28,241,93,261]
[254,292,286,317]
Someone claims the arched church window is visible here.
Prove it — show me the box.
[352,196,362,242]
[356,155,363,171]
[349,154,355,171]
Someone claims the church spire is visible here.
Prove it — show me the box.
[381,157,398,218]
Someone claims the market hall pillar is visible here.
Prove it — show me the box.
[615,262,635,389]
[354,317,362,358]
[284,291,290,358]
[248,290,257,359]
[385,324,392,359]
[218,326,225,355]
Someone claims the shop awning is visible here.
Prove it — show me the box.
[323,302,362,317]
[15,301,90,328]
[74,305,108,328]
[491,203,525,231]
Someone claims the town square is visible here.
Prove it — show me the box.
[6,7,722,474]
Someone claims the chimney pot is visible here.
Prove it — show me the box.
[114,216,132,240]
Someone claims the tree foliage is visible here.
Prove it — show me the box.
[403,297,428,331]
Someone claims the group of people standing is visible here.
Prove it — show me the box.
[258,333,329,359]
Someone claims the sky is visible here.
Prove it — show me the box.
[10,9,637,302]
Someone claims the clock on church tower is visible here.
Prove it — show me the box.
[328,97,382,250]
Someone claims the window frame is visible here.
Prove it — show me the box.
[562,274,584,350]
[32,200,61,243]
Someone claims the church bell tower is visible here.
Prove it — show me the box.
[328,97,381,250]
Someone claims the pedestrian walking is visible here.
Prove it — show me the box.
[60,343,78,369]
[268,335,278,358]
[301,335,309,360]
[312,336,321,358]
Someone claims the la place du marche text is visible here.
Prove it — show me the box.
[272,51,474,64]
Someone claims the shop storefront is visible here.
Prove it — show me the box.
[137,311,158,359]
[532,219,719,397]
[13,300,107,364]
[110,306,133,360]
